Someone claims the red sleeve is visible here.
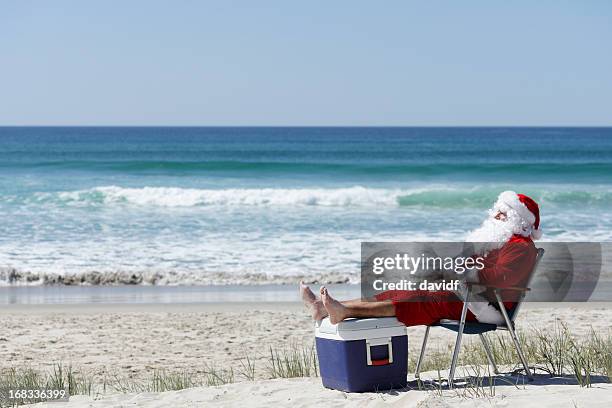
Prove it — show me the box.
[477,241,537,289]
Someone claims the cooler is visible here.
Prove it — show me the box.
[315,317,408,392]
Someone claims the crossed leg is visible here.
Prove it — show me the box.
[300,282,395,324]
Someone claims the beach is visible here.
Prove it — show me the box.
[1,128,612,407]
[3,0,612,404]
[1,294,611,407]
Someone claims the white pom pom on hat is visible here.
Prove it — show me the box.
[497,191,542,240]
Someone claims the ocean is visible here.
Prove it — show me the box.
[1,127,611,286]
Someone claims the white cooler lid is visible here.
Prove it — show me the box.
[315,317,406,341]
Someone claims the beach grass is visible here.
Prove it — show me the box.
[267,343,319,379]
[238,353,256,381]
[150,370,201,392]
[203,364,235,387]
[0,364,96,407]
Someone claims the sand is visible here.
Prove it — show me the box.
[23,375,612,408]
[1,301,611,407]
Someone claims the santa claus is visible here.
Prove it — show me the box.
[301,191,541,327]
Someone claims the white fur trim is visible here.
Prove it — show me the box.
[531,228,543,240]
[498,191,536,225]
[467,301,504,324]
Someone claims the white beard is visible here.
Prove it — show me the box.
[466,206,529,256]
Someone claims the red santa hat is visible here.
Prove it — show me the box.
[497,191,542,240]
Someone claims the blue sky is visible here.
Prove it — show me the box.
[1,1,611,126]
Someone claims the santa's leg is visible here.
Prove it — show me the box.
[320,290,478,327]
[320,286,395,324]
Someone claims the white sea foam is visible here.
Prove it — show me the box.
[30,185,612,209]
[49,186,411,207]
[4,185,612,286]
[1,225,605,287]
[0,229,456,287]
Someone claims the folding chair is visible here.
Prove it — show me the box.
[414,248,545,388]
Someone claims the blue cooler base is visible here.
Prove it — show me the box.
[316,336,408,392]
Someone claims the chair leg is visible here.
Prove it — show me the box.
[494,291,533,380]
[415,326,430,379]
[479,333,499,375]
[448,323,465,389]
[507,325,533,380]
[448,287,471,389]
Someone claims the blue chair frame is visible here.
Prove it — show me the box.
[414,248,545,388]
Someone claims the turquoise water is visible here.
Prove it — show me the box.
[1,127,611,285]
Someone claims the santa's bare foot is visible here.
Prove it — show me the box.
[300,281,316,303]
[300,281,328,321]
[320,286,347,324]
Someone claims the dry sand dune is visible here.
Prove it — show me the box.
[2,302,611,407]
[23,374,612,408]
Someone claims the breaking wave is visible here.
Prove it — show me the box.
[24,185,612,209]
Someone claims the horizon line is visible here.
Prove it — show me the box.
[1,125,612,129]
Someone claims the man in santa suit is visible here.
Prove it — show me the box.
[301,191,542,326]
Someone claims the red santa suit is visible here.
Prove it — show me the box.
[375,191,541,327]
